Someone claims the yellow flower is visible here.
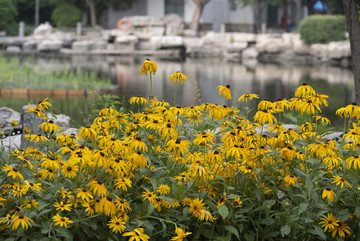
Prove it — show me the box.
[129,96,148,105]
[331,220,351,238]
[166,138,190,156]
[233,198,242,208]
[170,227,192,241]
[170,71,187,84]
[11,120,19,126]
[79,126,97,140]
[284,175,298,186]
[2,164,24,180]
[332,175,352,188]
[52,214,73,228]
[319,213,339,232]
[129,136,148,152]
[322,188,336,202]
[140,59,157,75]
[217,85,231,100]
[123,228,150,241]
[100,196,117,216]
[189,198,205,218]
[53,201,72,211]
[107,217,126,234]
[156,184,171,195]
[11,214,33,230]
[115,177,132,191]
[37,97,52,111]
[253,109,277,125]
[142,190,158,203]
[237,93,259,102]
[62,162,79,178]
[88,179,108,197]
[76,188,94,202]
[280,146,296,161]
[39,120,61,133]
[299,99,321,115]
[295,82,316,98]
[346,154,360,169]
[115,197,132,213]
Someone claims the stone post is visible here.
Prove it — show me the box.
[77,22,82,36]
[19,22,24,37]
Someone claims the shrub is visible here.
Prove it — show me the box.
[0,0,18,34]
[51,3,82,27]
[298,14,346,44]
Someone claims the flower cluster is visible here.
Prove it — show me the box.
[1,61,359,240]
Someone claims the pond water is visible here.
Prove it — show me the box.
[0,55,355,128]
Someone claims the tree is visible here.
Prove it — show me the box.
[343,1,360,103]
[0,0,18,34]
[81,0,138,27]
[189,0,211,32]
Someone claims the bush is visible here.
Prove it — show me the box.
[51,3,82,27]
[298,14,346,44]
[0,0,18,34]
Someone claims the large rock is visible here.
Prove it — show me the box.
[33,22,53,36]
[223,42,248,53]
[310,44,329,59]
[162,14,185,35]
[22,40,38,51]
[72,40,93,51]
[150,36,184,48]
[230,33,256,43]
[242,47,258,59]
[115,35,138,44]
[0,135,21,153]
[128,16,163,27]
[37,39,63,52]
[0,107,21,131]
[328,41,351,59]
[47,113,70,130]
[292,34,310,55]
[5,46,21,53]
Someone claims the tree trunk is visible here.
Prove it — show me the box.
[85,0,97,27]
[189,0,211,32]
[343,0,360,103]
[282,0,288,31]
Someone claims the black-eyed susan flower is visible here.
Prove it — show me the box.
[319,213,339,232]
[11,214,33,230]
[62,162,79,178]
[129,136,148,152]
[156,184,171,195]
[299,99,321,115]
[123,228,150,241]
[217,85,231,100]
[115,177,132,191]
[166,138,190,156]
[52,214,73,228]
[170,71,187,84]
[79,126,97,140]
[37,97,52,111]
[295,82,316,98]
[107,216,126,234]
[335,102,360,119]
[39,120,61,133]
[115,197,132,213]
[284,175,298,187]
[332,175,352,188]
[25,103,47,119]
[199,209,215,222]
[100,196,117,216]
[2,165,24,180]
[53,201,72,211]
[237,93,259,102]
[129,96,148,105]
[76,188,93,202]
[142,190,157,203]
[346,155,360,169]
[88,180,108,197]
[193,132,215,147]
[189,198,205,218]
[233,198,242,208]
[140,59,157,75]
[322,188,336,202]
[253,109,277,125]
[331,220,351,238]
[170,227,192,241]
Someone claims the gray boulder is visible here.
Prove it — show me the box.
[0,107,21,131]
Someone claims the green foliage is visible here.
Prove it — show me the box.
[298,14,347,44]
[0,0,18,34]
[0,55,111,90]
[51,2,82,27]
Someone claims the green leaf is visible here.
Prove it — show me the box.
[244,232,255,241]
[298,203,308,214]
[309,226,326,240]
[261,217,276,225]
[224,226,240,240]
[277,191,286,199]
[218,205,229,219]
[280,224,291,237]
[227,194,241,199]
[355,207,360,218]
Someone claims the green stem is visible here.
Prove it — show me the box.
[174,82,178,107]
[150,73,153,97]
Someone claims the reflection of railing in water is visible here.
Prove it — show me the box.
[0,88,117,99]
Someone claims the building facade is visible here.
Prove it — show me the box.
[103,0,306,33]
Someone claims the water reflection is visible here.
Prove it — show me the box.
[1,55,355,128]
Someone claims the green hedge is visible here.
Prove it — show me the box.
[51,3,82,27]
[298,14,346,44]
[0,0,18,35]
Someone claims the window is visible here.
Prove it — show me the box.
[165,0,184,17]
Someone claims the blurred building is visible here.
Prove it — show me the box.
[102,0,307,33]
